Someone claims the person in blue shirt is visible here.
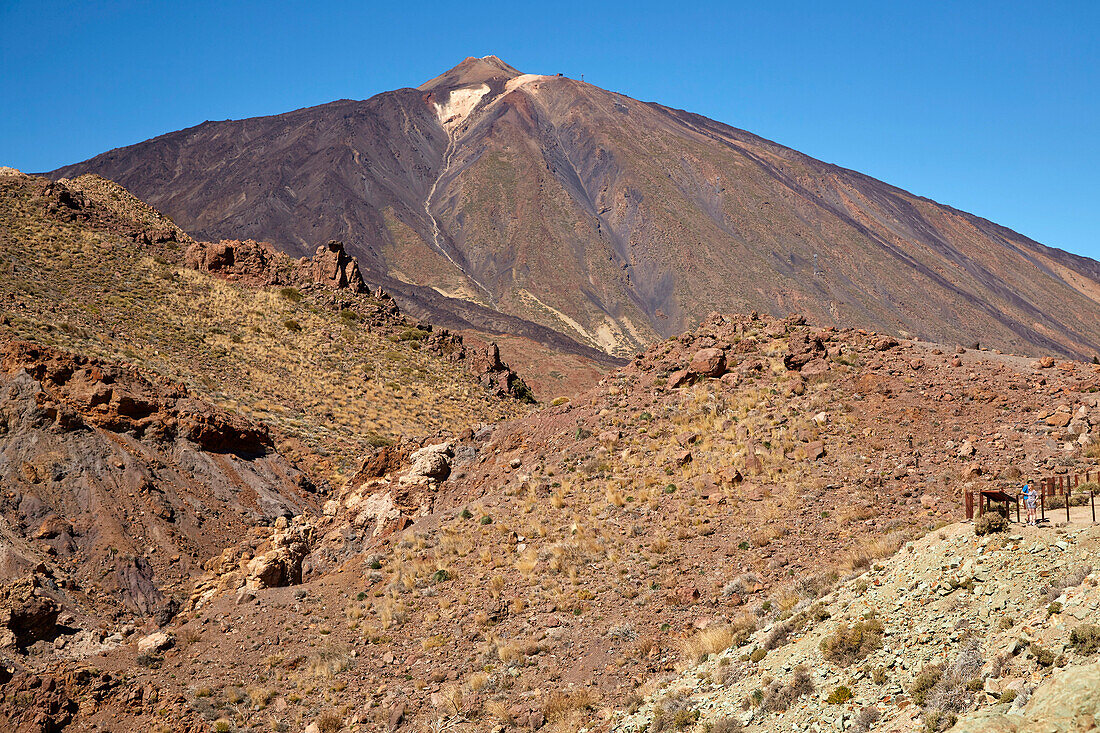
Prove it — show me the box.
[1022,481,1038,526]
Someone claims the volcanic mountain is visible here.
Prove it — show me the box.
[50,55,1100,362]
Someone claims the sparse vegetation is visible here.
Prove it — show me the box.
[820,618,885,665]
[974,513,1008,535]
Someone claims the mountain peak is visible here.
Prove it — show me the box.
[418,55,523,91]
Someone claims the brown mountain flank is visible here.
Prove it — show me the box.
[48,56,1100,367]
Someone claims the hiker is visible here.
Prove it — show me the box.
[1023,481,1038,526]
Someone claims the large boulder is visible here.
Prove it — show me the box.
[400,443,454,485]
[951,660,1100,732]
[689,348,727,377]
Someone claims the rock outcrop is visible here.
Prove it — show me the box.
[0,573,63,649]
[185,238,367,294]
[2,341,271,455]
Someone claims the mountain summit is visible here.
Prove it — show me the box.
[418,54,523,91]
[49,57,1100,362]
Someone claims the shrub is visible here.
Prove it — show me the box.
[542,689,596,723]
[704,718,742,733]
[762,665,814,711]
[315,712,342,733]
[855,706,881,732]
[909,665,943,706]
[763,622,790,651]
[998,689,1017,704]
[974,513,1007,536]
[749,648,766,663]
[1047,491,1090,509]
[279,287,302,302]
[680,626,735,664]
[431,569,451,583]
[1042,565,1093,602]
[651,692,699,731]
[820,618,885,666]
[1029,642,1056,667]
[283,319,302,332]
[922,710,957,733]
[1047,602,1063,617]
[1070,624,1100,654]
[826,685,852,704]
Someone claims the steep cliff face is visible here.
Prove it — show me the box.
[50,57,1100,361]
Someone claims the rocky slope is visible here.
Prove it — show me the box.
[0,169,533,479]
[616,522,1100,733]
[0,340,317,689]
[13,311,1100,732]
[48,56,1100,364]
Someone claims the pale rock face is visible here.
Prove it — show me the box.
[433,85,489,131]
[399,443,454,485]
[136,631,173,654]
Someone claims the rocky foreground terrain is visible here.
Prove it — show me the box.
[3,171,1100,732]
[618,522,1100,733]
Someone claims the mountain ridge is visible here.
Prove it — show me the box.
[47,56,1100,365]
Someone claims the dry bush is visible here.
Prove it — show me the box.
[651,690,699,731]
[762,622,791,651]
[246,685,274,709]
[1042,565,1093,603]
[762,664,814,711]
[722,573,760,597]
[542,688,596,724]
[484,699,513,725]
[1070,624,1100,654]
[315,711,343,733]
[974,513,1007,536]
[680,626,735,665]
[305,644,352,679]
[841,534,903,572]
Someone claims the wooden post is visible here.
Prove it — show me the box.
[1092,490,1096,524]
[1041,485,1046,523]
[1067,488,1072,524]
[1016,495,1020,523]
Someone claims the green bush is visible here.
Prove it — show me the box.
[1070,624,1100,654]
[284,319,302,332]
[826,685,852,704]
[1029,642,1056,667]
[278,287,302,302]
[909,665,943,706]
[820,618,885,666]
[397,327,430,341]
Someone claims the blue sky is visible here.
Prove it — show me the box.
[1,1,1097,258]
